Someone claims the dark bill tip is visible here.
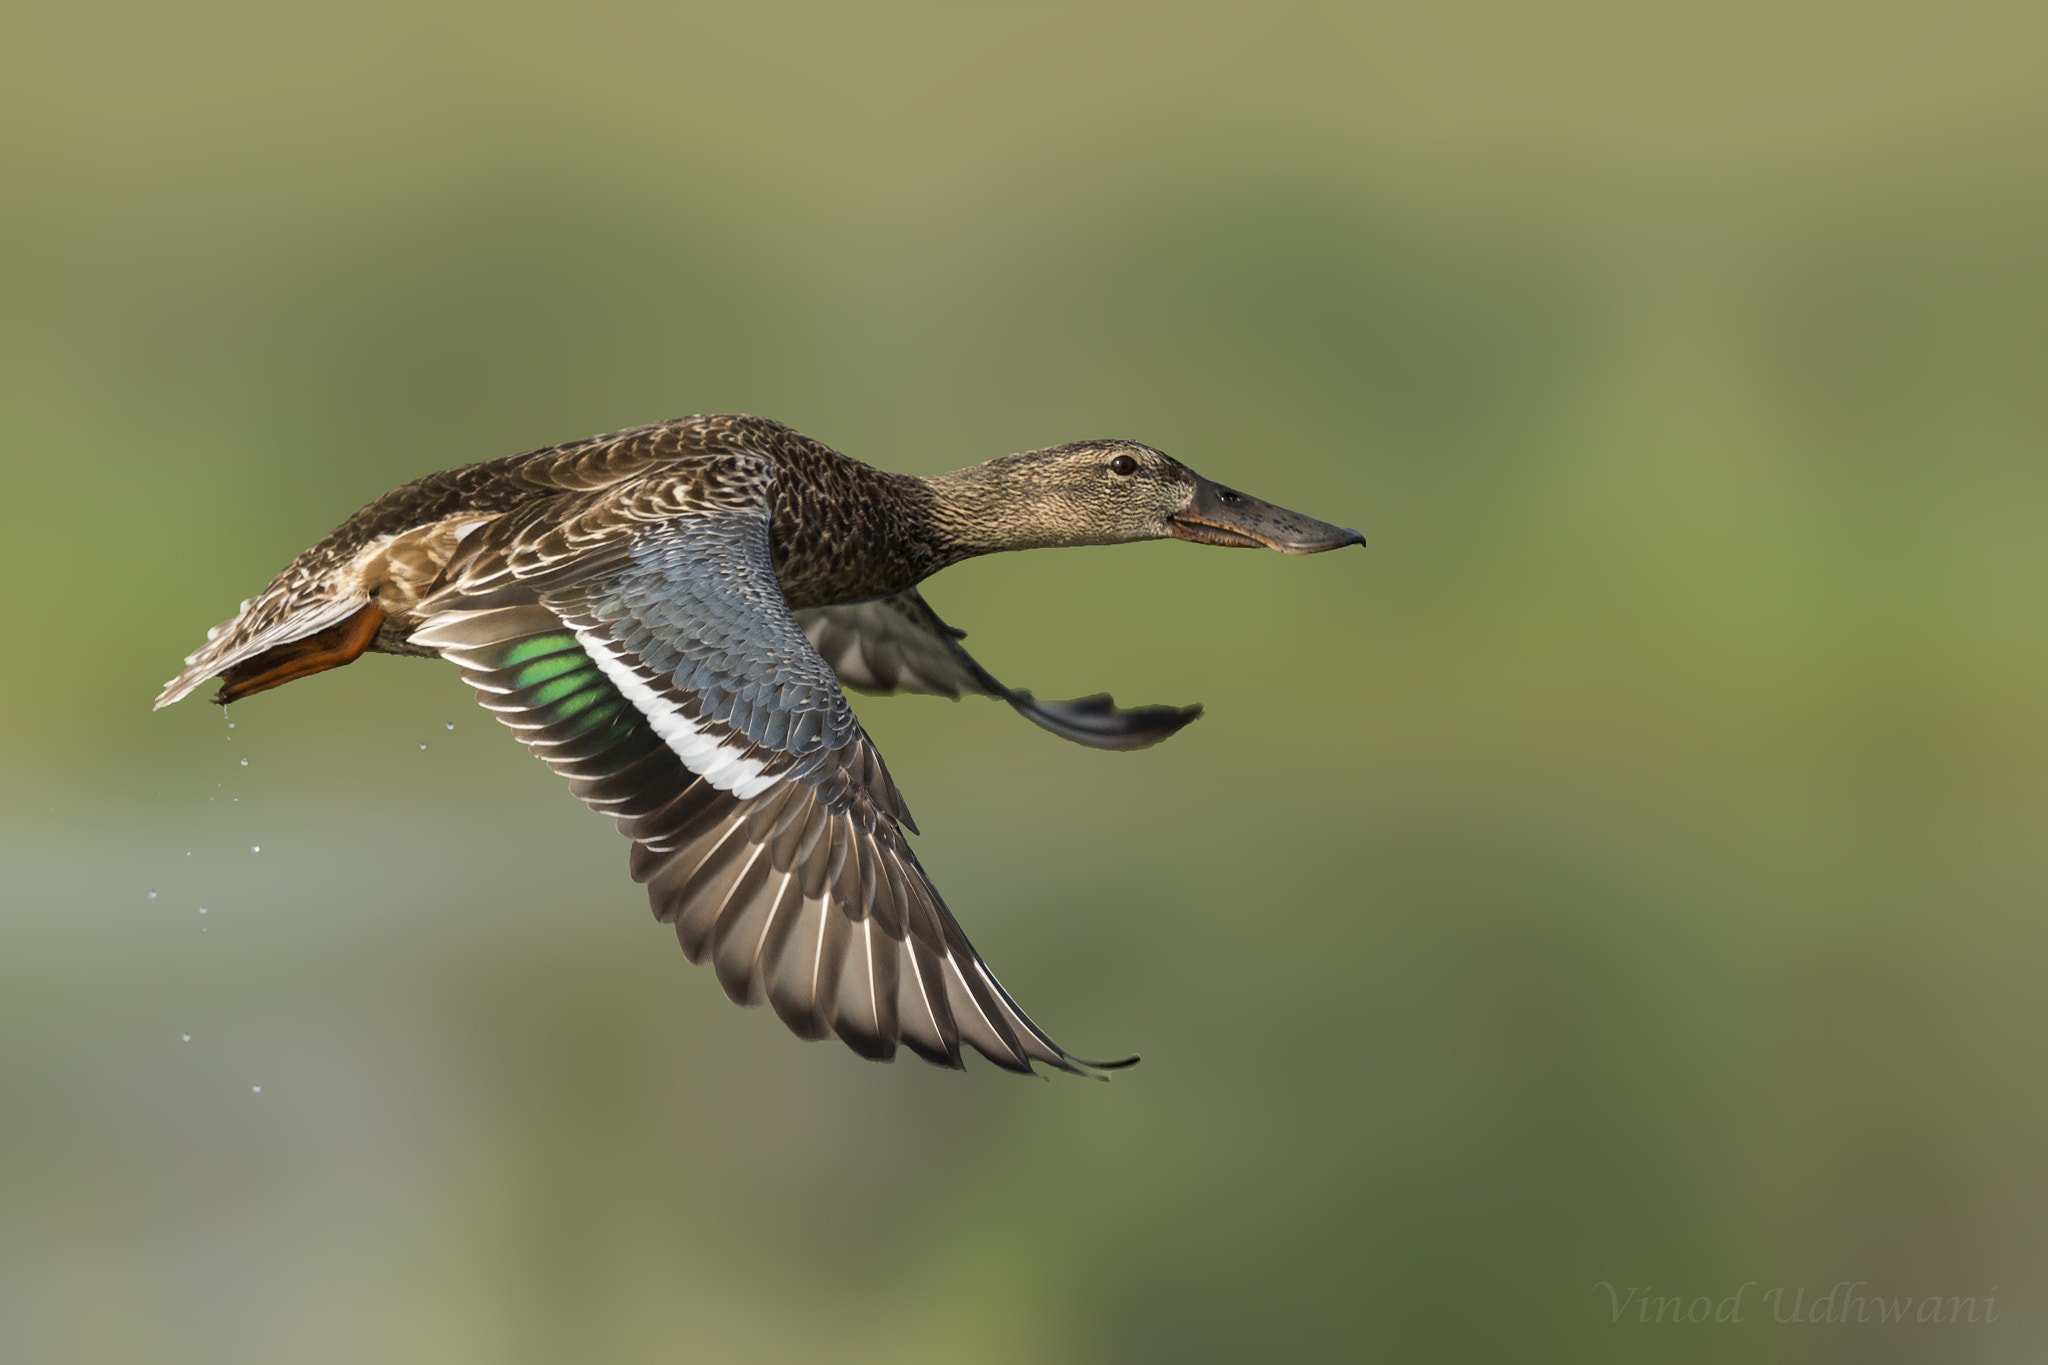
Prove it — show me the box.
[1169,477,1366,555]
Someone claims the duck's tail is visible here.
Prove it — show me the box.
[154,585,370,709]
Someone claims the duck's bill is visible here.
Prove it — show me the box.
[1168,476,1366,554]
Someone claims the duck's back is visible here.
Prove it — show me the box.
[156,417,803,706]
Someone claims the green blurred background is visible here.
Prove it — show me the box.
[4,2,2046,1361]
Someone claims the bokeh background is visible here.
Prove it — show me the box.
[4,3,2046,1361]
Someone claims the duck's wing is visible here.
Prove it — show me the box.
[411,489,1129,1077]
[153,415,812,708]
[794,590,1202,751]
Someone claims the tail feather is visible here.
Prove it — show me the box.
[154,594,365,709]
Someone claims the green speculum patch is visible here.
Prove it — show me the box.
[551,693,625,728]
[512,651,593,690]
[491,634,635,734]
[525,665,602,705]
[500,632,581,667]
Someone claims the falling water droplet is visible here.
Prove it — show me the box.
[181,1033,191,1042]
[252,845,260,853]
[251,1085,261,1094]
[198,907,207,915]
[227,722,235,729]
[148,890,158,900]
[445,722,455,730]
[239,758,248,767]
[419,743,427,751]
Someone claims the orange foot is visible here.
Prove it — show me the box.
[213,602,386,705]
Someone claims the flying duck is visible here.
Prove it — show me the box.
[156,415,1364,1076]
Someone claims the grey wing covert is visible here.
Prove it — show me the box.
[412,507,1131,1077]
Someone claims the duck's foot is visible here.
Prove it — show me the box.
[212,602,386,705]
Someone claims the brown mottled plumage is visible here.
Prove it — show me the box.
[157,414,1364,1075]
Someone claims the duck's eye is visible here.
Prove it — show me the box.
[1108,454,1138,476]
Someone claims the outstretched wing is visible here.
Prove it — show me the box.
[412,492,1128,1077]
[795,590,1202,751]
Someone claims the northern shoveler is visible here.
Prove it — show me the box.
[156,415,1364,1076]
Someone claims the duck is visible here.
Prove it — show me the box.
[155,415,1364,1076]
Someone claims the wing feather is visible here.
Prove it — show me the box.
[406,510,1129,1077]
[796,590,1203,751]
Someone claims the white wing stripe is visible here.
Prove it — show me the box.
[573,626,778,797]
[861,918,879,1031]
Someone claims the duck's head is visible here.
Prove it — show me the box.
[930,440,1366,557]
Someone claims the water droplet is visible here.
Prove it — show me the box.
[198,907,207,915]
[419,743,427,751]
[251,845,260,853]
[445,721,455,730]
[147,890,158,900]
[181,1033,191,1042]
[239,758,248,767]
[251,1085,261,1094]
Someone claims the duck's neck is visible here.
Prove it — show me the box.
[768,457,1066,608]
[911,459,1082,565]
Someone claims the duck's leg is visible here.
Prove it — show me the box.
[212,602,386,705]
